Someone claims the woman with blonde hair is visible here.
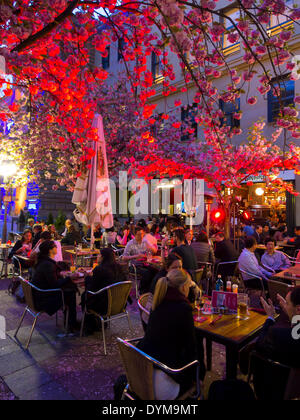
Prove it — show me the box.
[138,268,205,398]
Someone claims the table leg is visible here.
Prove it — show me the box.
[206,338,212,371]
[225,346,239,380]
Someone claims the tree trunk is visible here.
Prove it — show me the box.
[224,202,231,240]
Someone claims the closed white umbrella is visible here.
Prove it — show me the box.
[72,114,113,247]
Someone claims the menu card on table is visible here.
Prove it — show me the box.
[211,291,238,314]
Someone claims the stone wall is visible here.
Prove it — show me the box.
[38,179,75,220]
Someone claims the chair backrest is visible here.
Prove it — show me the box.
[268,279,293,304]
[19,277,38,312]
[117,338,155,400]
[105,281,132,316]
[249,351,291,400]
[194,268,204,286]
[61,245,75,262]
[138,293,152,326]
[215,261,238,278]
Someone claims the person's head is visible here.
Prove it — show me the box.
[67,224,75,233]
[99,247,116,265]
[214,232,225,242]
[185,229,193,243]
[295,226,300,236]
[137,219,147,228]
[173,228,185,245]
[135,227,145,243]
[265,237,276,254]
[244,236,257,251]
[256,225,263,234]
[64,219,72,230]
[27,218,34,227]
[152,268,190,310]
[38,240,57,260]
[164,254,183,272]
[195,231,209,243]
[49,224,56,233]
[33,224,42,235]
[22,229,32,243]
[40,231,52,242]
[263,224,269,233]
[284,287,300,320]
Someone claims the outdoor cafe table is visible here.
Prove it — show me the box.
[194,309,269,380]
[272,265,300,285]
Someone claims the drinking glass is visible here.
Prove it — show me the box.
[237,294,250,320]
[194,289,203,322]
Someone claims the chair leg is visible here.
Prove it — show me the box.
[64,307,69,333]
[127,312,133,332]
[101,318,107,355]
[14,307,27,338]
[25,315,39,349]
[80,309,86,337]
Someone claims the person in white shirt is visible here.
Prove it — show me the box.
[238,236,272,290]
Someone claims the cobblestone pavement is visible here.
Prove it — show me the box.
[0,276,244,400]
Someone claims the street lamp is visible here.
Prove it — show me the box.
[0,160,17,242]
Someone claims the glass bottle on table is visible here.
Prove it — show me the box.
[216,275,223,291]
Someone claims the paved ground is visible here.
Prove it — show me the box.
[0,276,242,400]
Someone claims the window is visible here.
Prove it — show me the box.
[268,77,294,123]
[118,38,125,61]
[219,98,240,128]
[223,8,240,55]
[102,46,110,70]
[268,0,293,35]
[181,104,198,141]
[151,52,163,83]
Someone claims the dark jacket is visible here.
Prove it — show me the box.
[83,262,127,315]
[171,244,197,273]
[253,231,263,244]
[61,230,82,245]
[138,287,197,371]
[191,241,215,264]
[31,256,69,315]
[32,232,42,248]
[8,240,24,259]
[214,239,238,276]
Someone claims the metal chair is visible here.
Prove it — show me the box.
[128,262,142,298]
[281,251,300,266]
[239,268,266,295]
[247,350,298,400]
[215,261,239,280]
[80,281,133,355]
[117,337,201,400]
[14,277,69,349]
[137,293,152,330]
[267,279,293,305]
[197,261,213,295]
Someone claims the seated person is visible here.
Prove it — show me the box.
[214,231,238,276]
[257,289,300,368]
[81,248,127,334]
[61,224,82,246]
[31,240,79,331]
[185,229,193,246]
[102,227,117,245]
[261,224,271,243]
[285,226,300,250]
[138,269,205,398]
[48,224,60,240]
[32,224,43,248]
[296,249,300,264]
[191,231,215,265]
[273,225,287,242]
[9,229,33,269]
[253,225,263,244]
[122,227,158,294]
[238,237,273,289]
[166,229,197,277]
[150,224,161,241]
[30,231,63,264]
[261,238,291,272]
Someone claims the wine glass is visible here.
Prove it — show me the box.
[194,289,203,322]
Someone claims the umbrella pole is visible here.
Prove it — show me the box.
[91,223,95,250]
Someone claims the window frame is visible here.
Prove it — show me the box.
[267,76,295,123]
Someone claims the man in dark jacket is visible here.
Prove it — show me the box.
[286,226,300,250]
[171,229,197,275]
[214,232,238,276]
[31,241,78,330]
